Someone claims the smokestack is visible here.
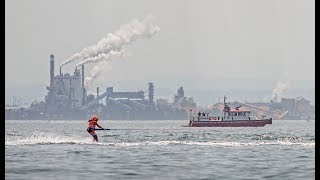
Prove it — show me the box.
[82,88,86,106]
[97,87,100,104]
[60,66,62,76]
[81,65,84,89]
[148,82,154,105]
[50,54,54,86]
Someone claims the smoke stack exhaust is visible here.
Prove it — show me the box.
[50,54,54,86]
[81,65,84,89]
[62,14,160,67]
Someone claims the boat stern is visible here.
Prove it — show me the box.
[188,120,193,127]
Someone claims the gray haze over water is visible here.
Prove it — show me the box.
[5,0,314,105]
[5,120,315,179]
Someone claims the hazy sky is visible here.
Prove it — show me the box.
[5,0,314,105]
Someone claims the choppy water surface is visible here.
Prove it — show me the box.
[6,120,314,179]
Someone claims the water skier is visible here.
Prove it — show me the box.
[87,115,104,142]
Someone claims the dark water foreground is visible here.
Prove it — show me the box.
[5,120,315,179]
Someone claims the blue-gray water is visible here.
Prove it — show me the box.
[6,120,315,179]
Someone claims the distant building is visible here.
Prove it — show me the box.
[45,54,86,115]
[174,87,184,103]
[281,98,296,112]
[295,97,310,114]
[173,86,197,109]
[156,98,168,107]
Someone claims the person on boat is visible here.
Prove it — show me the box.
[197,111,201,121]
[87,115,104,142]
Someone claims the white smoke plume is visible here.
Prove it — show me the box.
[76,49,126,67]
[271,80,289,102]
[84,61,113,89]
[61,14,160,67]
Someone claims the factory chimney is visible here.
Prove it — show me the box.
[50,54,54,87]
[81,65,85,89]
[81,65,86,106]
[60,66,62,76]
[82,88,86,106]
[148,82,154,105]
[97,87,100,104]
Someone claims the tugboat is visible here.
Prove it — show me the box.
[188,96,272,127]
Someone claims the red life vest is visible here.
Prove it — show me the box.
[88,119,97,129]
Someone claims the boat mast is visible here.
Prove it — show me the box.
[223,96,226,118]
[223,96,230,118]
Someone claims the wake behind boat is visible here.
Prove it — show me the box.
[188,96,272,127]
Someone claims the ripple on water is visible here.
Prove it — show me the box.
[5,120,314,179]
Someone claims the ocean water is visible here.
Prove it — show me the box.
[5,120,315,180]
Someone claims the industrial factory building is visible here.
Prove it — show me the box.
[45,54,87,119]
[5,54,196,120]
[5,54,314,120]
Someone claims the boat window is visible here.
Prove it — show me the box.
[228,112,231,116]
[238,112,242,116]
[235,112,237,116]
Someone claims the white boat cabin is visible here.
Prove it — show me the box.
[223,109,252,121]
[190,96,265,121]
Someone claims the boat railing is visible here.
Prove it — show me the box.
[190,114,272,121]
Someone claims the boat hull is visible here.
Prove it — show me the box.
[188,119,272,127]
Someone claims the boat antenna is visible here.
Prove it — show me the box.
[189,109,192,121]
[223,96,230,112]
